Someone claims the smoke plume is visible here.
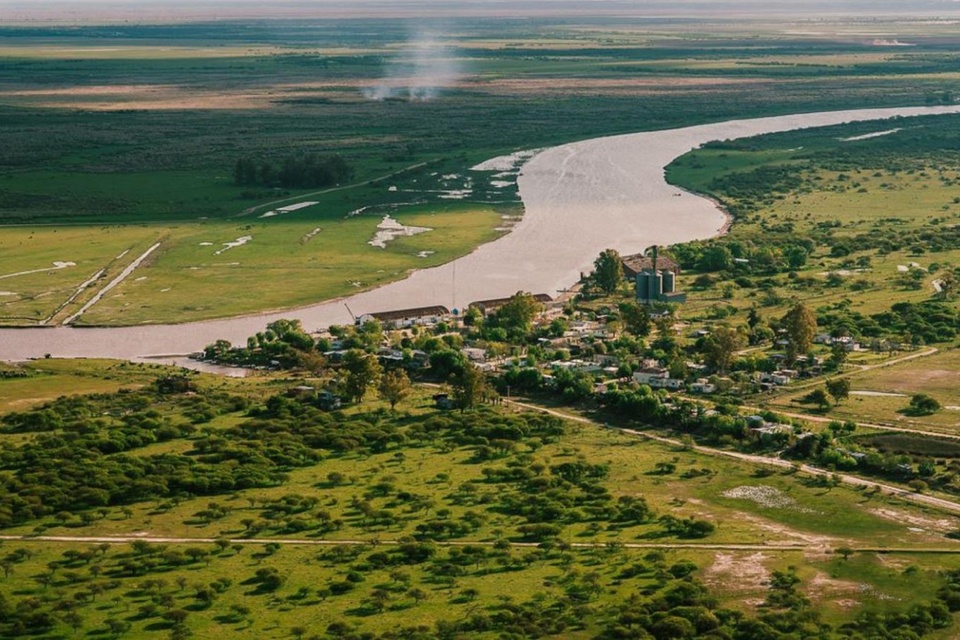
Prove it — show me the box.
[363,29,462,102]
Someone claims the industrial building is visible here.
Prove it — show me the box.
[635,247,686,304]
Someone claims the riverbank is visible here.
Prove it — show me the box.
[4,105,960,364]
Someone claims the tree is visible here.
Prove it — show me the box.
[233,157,257,186]
[296,349,327,375]
[829,341,848,369]
[619,302,651,337]
[63,611,83,632]
[104,618,130,637]
[379,369,412,410]
[593,249,623,294]
[495,291,543,334]
[804,388,831,411]
[342,350,382,403]
[835,546,854,561]
[451,363,488,412]
[784,245,808,269]
[781,302,817,362]
[938,268,957,300]
[407,587,428,604]
[701,325,746,373]
[699,244,733,271]
[826,378,851,406]
[907,394,941,416]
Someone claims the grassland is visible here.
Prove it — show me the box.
[3,364,960,638]
[764,348,960,433]
[667,114,960,323]
[662,113,960,443]
[4,17,960,324]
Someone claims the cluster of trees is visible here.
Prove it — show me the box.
[0,388,276,523]
[202,318,491,412]
[673,237,812,276]
[203,319,322,370]
[233,153,353,189]
[817,299,959,346]
[462,291,546,343]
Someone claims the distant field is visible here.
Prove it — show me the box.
[668,114,960,323]
[4,18,960,324]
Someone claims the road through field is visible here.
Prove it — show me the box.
[504,399,960,516]
[3,105,960,362]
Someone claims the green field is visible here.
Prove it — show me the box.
[5,17,960,324]
[664,115,960,355]
[764,349,960,433]
[0,204,508,325]
[3,363,960,638]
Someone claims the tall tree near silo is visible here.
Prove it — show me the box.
[702,325,746,374]
[380,369,412,411]
[593,249,623,294]
[451,362,488,412]
[781,302,817,363]
[496,291,543,334]
[343,349,382,403]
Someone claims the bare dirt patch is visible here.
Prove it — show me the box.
[704,552,770,593]
[1,84,290,110]
[738,513,844,559]
[806,571,885,607]
[869,507,958,533]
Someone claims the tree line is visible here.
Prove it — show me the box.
[233,153,353,189]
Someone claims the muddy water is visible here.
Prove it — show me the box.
[4,105,960,364]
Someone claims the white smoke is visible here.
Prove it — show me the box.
[363,29,462,102]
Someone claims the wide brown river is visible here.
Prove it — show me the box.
[3,106,960,364]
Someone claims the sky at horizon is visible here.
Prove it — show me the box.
[3,0,960,23]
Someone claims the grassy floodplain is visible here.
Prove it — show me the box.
[2,362,960,638]
[5,17,960,324]
[0,204,507,325]
[664,113,960,435]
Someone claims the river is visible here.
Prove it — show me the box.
[3,105,960,363]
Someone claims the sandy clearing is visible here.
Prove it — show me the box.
[214,236,252,256]
[869,507,957,533]
[721,485,815,512]
[42,268,106,325]
[3,84,175,97]
[301,228,323,243]
[478,76,765,94]
[851,390,907,397]
[261,201,319,218]
[704,551,770,593]
[368,215,432,248]
[808,571,867,601]
[4,105,960,361]
[736,512,842,553]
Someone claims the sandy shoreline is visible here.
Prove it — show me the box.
[3,105,960,364]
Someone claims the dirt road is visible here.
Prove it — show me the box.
[505,400,960,516]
